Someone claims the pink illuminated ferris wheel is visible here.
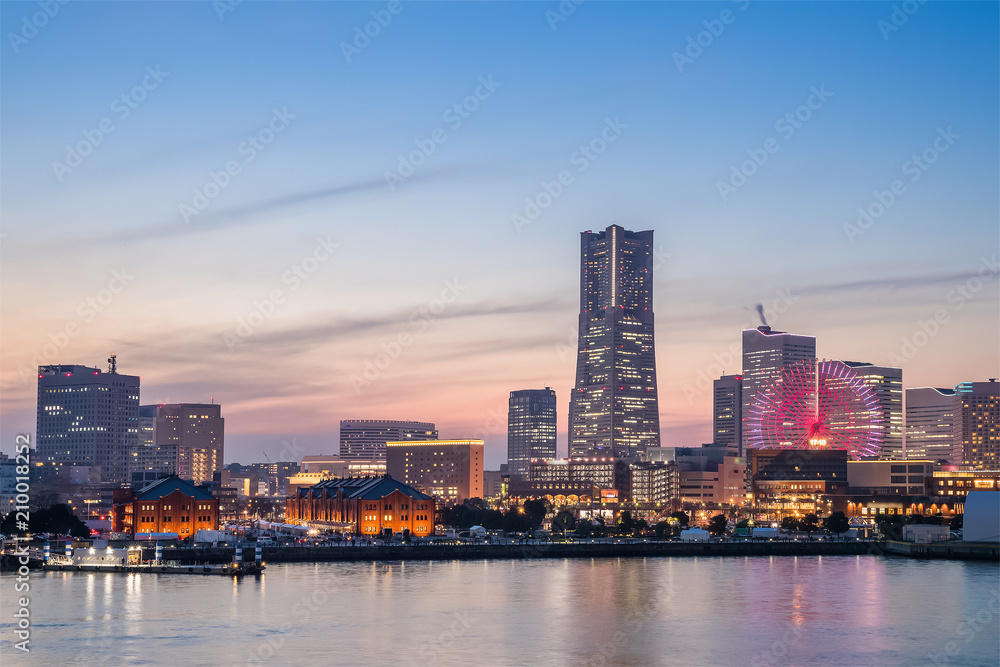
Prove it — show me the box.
[746,359,883,460]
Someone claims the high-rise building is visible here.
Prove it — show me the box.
[385,439,484,504]
[568,224,660,459]
[339,420,437,460]
[713,374,743,449]
[507,388,557,480]
[148,403,225,485]
[131,404,171,476]
[36,363,140,484]
[955,380,1000,469]
[741,326,816,456]
[905,387,958,463]
[844,362,903,460]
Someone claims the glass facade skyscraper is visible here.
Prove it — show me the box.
[507,388,557,480]
[569,225,660,459]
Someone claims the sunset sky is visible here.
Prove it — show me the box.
[2,1,997,468]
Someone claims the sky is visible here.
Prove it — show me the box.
[1,1,997,469]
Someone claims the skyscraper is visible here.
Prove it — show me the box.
[340,420,438,460]
[713,374,743,449]
[568,224,660,459]
[955,380,999,469]
[741,326,816,456]
[36,362,140,484]
[844,362,903,460]
[150,403,225,485]
[905,387,958,463]
[507,388,557,480]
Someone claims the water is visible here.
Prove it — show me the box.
[2,556,998,666]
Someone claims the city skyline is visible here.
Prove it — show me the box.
[1,2,997,469]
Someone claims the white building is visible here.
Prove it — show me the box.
[905,387,958,463]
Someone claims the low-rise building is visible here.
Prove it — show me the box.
[385,439,484,504]
[112,476,219,538]
[847,460,934,495]
[930,468,1000,499]
[284,476,435,536]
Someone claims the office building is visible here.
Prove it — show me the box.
[713,374,743,449]
[905,387,958,463]
[507,388,557,480]
[844,362,903,460]
[285,476,436,536]
[36,362,140,484]
[339,420,437,460]
[749,448,848,518]
[846,460,934,495]
[300,455,386,477]
[141,403,225,485]
[741,327,816,456]
[569,224,661,458]
[628,461,680,507]
[956,380,1000,469]
[385,439,484,504]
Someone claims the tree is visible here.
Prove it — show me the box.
[875,514,904,540]
[708,514,728,536]
[2,503,90,537]
[781,516,800,532]
[801,513,819,533]
[670,511,689,527]
[552,510,576,534]
[950,514,964,531]
[823,511,850,535]
[522,499,548,528]
[653,521,670,538]
[617,511,635,535]
[574,519,593,538]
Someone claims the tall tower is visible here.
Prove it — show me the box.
[843,362,903,460]
[955,380,999,469]
[36,362,140,484]
[507,388,557,480]
[905,387,957,463]
[339,420,438,460]
[568,225,660,459]
[741,326,816,456]
[713,374,743,449]
[143,403,225,484]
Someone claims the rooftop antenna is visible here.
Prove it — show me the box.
[107,353,117,375]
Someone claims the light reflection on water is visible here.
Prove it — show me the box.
[2,556,997,666]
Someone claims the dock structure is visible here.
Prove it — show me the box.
[37,541,265,576]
